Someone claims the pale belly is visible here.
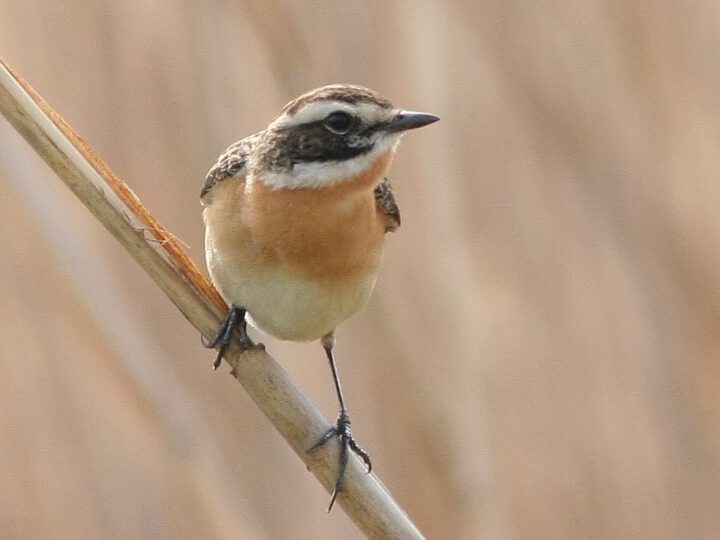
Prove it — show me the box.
[207,249,381,341]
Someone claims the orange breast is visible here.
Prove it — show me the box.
[239,149,393,285]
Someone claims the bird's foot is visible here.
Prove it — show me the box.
[201,305,253,369]
[308,410,372,511]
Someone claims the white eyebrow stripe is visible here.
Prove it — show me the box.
[276,101,353,128]
[275,101,393,129]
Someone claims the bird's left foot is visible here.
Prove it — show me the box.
[308,410,372,511]
[201,304,253,369]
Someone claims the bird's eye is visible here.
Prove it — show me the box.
[323,111,354,134]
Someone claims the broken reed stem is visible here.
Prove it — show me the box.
[0,58,424,540]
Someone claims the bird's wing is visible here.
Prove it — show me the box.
[200,131,263,200]
[374,177,401,233]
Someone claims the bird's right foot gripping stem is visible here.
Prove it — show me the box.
[201,304,253,369]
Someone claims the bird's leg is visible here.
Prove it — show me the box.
[308,332,372,511]
[201,304,252,369]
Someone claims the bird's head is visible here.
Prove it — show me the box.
[250,84,438,189]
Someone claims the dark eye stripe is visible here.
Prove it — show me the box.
[283,123,373,164]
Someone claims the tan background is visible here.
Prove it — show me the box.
[2,2,719,539]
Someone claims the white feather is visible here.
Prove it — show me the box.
[275,100,392,129]
[257,136,400,190]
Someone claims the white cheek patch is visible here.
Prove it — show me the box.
[258,136,400,190]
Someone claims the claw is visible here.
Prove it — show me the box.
[348,437,372,474]
[308,410,372,511]
[202,305,252,369]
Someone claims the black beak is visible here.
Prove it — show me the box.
[376,110,439,133]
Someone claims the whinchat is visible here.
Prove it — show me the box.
[200,84,438,509]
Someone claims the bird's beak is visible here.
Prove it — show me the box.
[376,110,440,133]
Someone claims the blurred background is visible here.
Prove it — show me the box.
[1,1,719,539]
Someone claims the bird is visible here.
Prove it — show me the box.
[200,84,438,510]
